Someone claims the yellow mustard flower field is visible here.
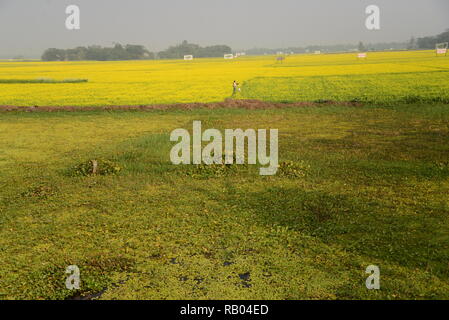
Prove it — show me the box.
[1,50,448,106]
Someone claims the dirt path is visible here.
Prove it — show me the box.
[0,99,362,112]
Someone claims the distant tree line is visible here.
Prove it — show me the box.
[157,41,232,59]
[245,42,408,55]
[41,28,449,61]
[41,41,233,61]
[414,29,449,49]
[42,44,154,61]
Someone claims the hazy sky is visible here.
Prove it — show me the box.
[0,0,448,57]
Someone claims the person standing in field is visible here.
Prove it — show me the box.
[233,80,240,95]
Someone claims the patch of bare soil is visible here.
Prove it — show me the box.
[0,99,362,112]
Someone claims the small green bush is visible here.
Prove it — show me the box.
[70,159,122,177]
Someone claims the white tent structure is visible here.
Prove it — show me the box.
[436,43,448,56]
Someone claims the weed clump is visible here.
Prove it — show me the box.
[22,185,57,199]
[435,161,449,171]
[186,163,236,179]
[185,153,240,178]
[278,160,310,178]
[70,159,122,177]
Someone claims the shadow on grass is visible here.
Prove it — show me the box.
[231,186,449,279]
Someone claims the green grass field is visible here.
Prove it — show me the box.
[1,102,448,299]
